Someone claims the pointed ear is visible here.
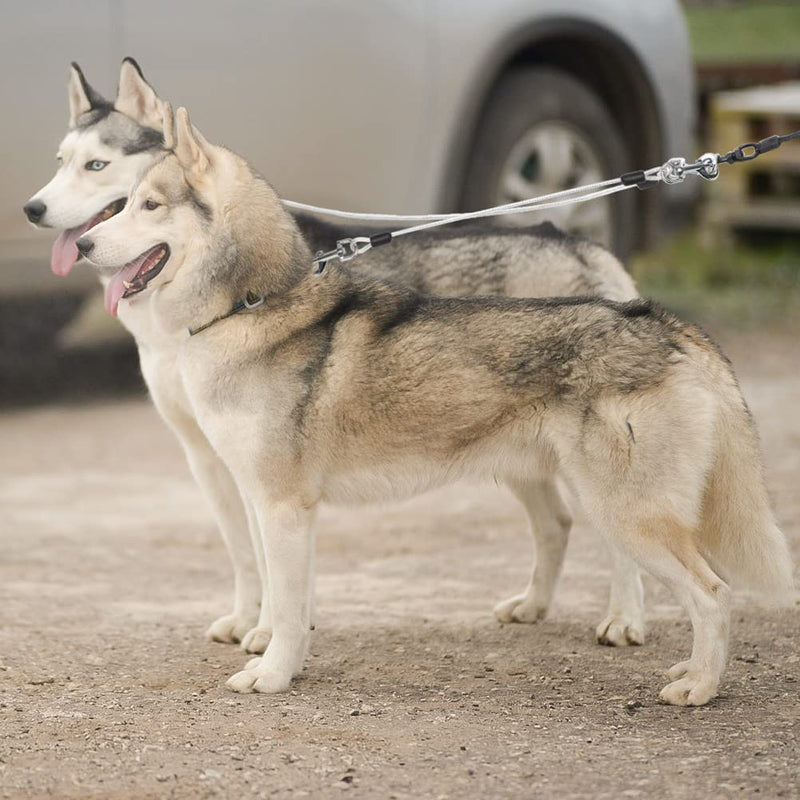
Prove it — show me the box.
[174,107,209,182]
[68,62,107,127]
[162,103,175,150]
[115,57,166,129]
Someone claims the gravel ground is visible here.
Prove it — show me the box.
[0,329,798,799]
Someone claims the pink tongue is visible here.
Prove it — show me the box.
[104,254,151,317]
[50,217,99,276]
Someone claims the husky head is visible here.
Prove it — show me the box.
[79,106,303,318]
[23,58,169,276]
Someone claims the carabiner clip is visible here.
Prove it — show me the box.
[696,153,720,181]
[313,237,373,274]
[659,157,688,185]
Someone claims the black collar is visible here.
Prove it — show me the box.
[187,291,265,337]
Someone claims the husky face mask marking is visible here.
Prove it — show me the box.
[78,108,216,316]
[24,59,168,276]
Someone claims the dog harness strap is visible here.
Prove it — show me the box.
[187,291,265,337]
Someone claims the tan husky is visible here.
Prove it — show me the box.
[26,60,649,654]
[78,108,792,705]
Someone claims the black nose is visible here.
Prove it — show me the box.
[24,200,46,224]
[75,237,94,256]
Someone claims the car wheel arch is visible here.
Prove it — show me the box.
[438,18,666,248]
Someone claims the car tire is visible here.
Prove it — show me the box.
[459,66,637,261]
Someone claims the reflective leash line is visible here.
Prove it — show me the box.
[304,130,800,273]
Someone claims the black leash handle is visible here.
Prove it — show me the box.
[718,130,800,165]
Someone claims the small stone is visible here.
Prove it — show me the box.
[349,709,360,716]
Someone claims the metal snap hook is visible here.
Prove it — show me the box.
[696,153,720,181]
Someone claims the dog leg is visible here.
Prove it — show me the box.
[658,562,730,707]
[595,543,645,646]
[614,516,729,706]
[494,477,571,624]
[172,421,261,644]
[227,499,315,694]
[240,497,273,654]
[240,499,318,655]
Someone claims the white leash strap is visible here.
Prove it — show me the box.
[392,183,633,239]
[283,175,623,224]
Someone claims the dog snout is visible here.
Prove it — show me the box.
[23,200,46,224]
[75,236,94,256]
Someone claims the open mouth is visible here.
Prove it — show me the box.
[51,198,127,276]
[105,243,170,316]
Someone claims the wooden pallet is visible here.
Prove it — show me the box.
[703,81,800,242]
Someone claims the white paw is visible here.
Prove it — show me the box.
[595,615,645,647]
[225,666,292,694]
[659,672,718,707]
[206,612,257,644]
[666,659,692,681]
[494,593,548,624]
[241,626,272,654]
[245,655,261,670]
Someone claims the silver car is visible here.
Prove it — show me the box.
[2,0,694,298]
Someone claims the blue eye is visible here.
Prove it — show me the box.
[85,160,109,171]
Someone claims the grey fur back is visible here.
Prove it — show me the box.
[293,213,637,303]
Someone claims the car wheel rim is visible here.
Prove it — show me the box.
[495,121,613,247]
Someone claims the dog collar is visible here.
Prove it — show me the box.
[188,291,265,336]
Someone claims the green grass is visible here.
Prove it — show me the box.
[685,2,800,64]
[632,230,800,331]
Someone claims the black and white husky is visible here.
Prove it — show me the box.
[77,107,791,704]
[26,59,649,660]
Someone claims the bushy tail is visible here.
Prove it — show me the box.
[697,386,794,601]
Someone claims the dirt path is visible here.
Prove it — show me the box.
[1,331,798,799]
